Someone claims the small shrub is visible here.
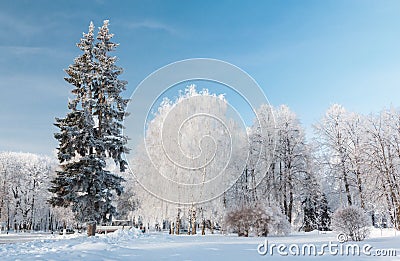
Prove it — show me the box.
[331,206,370,241]
[225,205,290,237]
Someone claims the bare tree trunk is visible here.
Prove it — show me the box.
[175,209,181,235]
[340,154,352,206]
[191,207,196,235]
[187,209,191,235]
[288,189,293,224]
[355,170,365,208]
[287,168,293,224]
[30,179,36,231]
[6,203,9,234]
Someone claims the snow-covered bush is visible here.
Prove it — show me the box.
[268,206,291,236]
[331,206,370,241]
[225,205,290,237]
[225,205,252,237]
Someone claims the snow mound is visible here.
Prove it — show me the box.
[71,241,110,251]
[105,227,143,241]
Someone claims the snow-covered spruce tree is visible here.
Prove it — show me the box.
[49,21,129,226]
[300,158,329,232]
[319,193,331,231]
[302,193,332,232]
[302,196,319,232]
[300,157,320,232]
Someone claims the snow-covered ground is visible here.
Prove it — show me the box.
[0,232,55,244]
[0,228,398,260]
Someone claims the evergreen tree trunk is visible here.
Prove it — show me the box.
[87,222,96,237]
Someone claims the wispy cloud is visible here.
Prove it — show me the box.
[0,44,73,60]
[0,12,41,36]
[125,20,178,35]
[0,73,69,99]
[0,45,45,55]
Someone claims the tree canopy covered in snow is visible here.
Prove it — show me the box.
[0,152,72,232]
[122,83,400,237]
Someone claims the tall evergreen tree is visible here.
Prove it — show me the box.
[49,20,129,224]
[301,175,321,232]
[318,193,331,231]
[302,196,319,232]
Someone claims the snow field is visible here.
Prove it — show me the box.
[0,227,399,260]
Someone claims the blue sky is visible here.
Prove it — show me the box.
[0,0,399,155]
